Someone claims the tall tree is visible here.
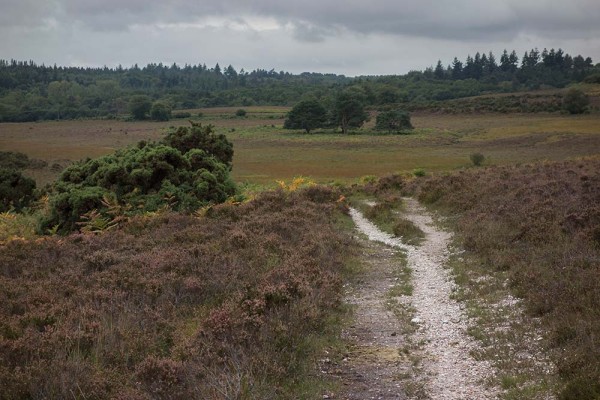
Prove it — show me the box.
[486,51,497,74]
[434,60,445,79]
[333,90,368,134]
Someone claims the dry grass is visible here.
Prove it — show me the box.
[1,111,599,186]
[0,187,355,399]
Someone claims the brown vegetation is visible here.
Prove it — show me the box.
[0,187,353,399]
[403,160,600,399]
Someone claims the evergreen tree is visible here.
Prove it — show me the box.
[434,60,445,79]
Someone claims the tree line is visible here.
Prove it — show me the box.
[431,48,594,86]
[0,47,597,122]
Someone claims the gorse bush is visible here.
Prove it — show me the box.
[40,122,236,234]
[0,151,30,170]
[0,168,36,212]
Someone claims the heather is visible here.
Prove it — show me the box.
[407,160,600,399]
[0,186,353,399]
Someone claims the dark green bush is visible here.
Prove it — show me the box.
[172,111,192,119]
[562,88,590,114]
[0,168,36,211]
[375,109,413,134]
[150,101,171,121]
[162,122,233,168]
[40,123,236,234]
[0,151,30,170]
[470,152,485,166]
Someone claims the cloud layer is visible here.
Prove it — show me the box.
[1,0,598,75]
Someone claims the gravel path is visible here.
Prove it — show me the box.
[348,199,497,400]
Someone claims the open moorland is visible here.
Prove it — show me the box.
[1,90,600,399]
[1,106,599,187]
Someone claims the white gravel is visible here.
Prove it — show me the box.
[350,199,498,400]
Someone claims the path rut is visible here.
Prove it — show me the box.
[339,198,497,399]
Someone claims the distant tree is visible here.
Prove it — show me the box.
[434,60,445,79]
[283,99,328,134]
[0,168,36,212]
[129,95,152,120]
[451,57,463,80]
[150,101,171,121]
[486,51,497,74]
[562,88,590,114]
[235,109,247,117]
[333,90,368,134]
[375,110,413,134]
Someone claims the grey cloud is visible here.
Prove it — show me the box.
[4,0,600,41]
[1,0,599,76]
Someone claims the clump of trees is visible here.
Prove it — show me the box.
[284,90,371,134]
[40,123,236,234]
[375,110,413,134]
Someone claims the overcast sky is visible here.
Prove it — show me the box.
[1,0,599,76]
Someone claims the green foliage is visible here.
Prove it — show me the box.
[129,95,152,120]
[162,122,233,168]
[562,88,590,114]
[40,123,236,234]
[172,111,192,119]
[470,152,485,166]
[150,101,171,121]
[0,49,597,122]
[0,151,30,170]
[333,90,368,134]
[235,108,247,117]
[413,168,426,177]
[0,168,36,212]
[375,110,413,134]
[283,99,328,133]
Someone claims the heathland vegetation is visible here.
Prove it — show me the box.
[1,47,600,399]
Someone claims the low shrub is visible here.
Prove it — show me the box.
[470,152,485,166]
[0,188,354,398]
[0,168,36,212]
[411,160,600,398]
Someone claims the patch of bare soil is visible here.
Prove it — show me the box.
[330,233,410,399]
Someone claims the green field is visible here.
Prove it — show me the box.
[1,107,599,186]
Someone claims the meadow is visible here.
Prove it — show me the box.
[1,107,599,187]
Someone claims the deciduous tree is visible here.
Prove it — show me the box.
[283,99,328,134]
